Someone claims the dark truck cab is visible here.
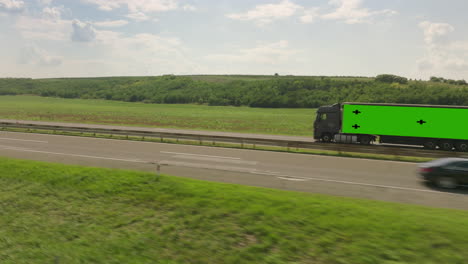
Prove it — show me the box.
[313,103,374,144]
[313,103,341,142]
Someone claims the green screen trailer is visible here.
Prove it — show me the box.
[341,103,468,151]
[314,102,468,151]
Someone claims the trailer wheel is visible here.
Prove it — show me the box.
[455,141,468,152]
[438,141,454,151]
[423,141,437,150]
[359,135,371,145]
[321,133,333,143]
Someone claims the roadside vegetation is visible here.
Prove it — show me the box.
[1,157,467,264]
[1,74,467,108]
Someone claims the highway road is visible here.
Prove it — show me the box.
[0,131,467,210]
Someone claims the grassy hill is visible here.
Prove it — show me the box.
[1,75,467,108]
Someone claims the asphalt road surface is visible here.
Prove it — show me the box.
[0,131,467,210]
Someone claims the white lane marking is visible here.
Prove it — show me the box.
[0,144,457,196]
[0,145,146,163]
[160,151,241,160]
[173,155,257,165]
[159,160,260,174]
[0,137,48,143]
[277,177,308,182]
[1,132,421,166]
[253,171,460,195]
[273,148,419,165]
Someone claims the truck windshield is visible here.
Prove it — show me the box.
[317,113,327,121]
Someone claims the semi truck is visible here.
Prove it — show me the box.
[313,102,468,152]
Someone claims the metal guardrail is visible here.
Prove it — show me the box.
[1,121,467,159]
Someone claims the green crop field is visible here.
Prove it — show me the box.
[0,96,315,136]
[1,157,467,264]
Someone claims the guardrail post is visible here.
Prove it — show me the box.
[391,147,398,160]
[241,139,244,148]
[336,143,342,156]
[149,161,162,181]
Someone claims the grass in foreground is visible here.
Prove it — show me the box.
[0,96,315,136]
[1,157,467,264]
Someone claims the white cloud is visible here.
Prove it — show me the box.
[42,6,63,20]
[0,0,24,12]
[38,0,53,5]
[71,20,96,42]
[125,12,151,21]
[227,0,302,26]
[81,0,178,13]
[94,19,128,28]
[182,4,196,11]
[419,21,454,45]
[19,44,62,66]
[16,15,71,41]
[322,0,396,24]
[206,40,298,64]
[90,30,197,75]
[417,21,468,78]
[300,8,319,23]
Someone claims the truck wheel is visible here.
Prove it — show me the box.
[359,135,371,145]
[455,141,468,152]
[438,141,454,151]
[423,141,437,150]
[435,176,457,189]
[321,133,333,143]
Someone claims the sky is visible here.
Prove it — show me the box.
[1,0,468,80]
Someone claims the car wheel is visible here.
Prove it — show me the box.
[359,135,371,145]
[435,176,457,189]
[321,133,333,143]
[438,141,454,151]
[455,141,468,152]
[423,141,437,150]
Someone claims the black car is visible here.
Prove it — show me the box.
[418,158,468,188]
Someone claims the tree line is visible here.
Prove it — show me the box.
[1,75,467,108]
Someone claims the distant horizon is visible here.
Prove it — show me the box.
[1,74,463,82]
[1,0,467,80]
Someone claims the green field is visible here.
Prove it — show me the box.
[1,157,467,264]
[0,96,315,136]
